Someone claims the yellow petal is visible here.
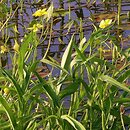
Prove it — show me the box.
[105,19,112,25]
[99,19,112,29]
[99,20,105,28]
[33,8,47,17]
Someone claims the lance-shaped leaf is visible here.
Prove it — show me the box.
[61,34,74,71]
[18,32,34,80]
[99,75,130,93]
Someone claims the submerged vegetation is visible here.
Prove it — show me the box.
[0,0,130,129]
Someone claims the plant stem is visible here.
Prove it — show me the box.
[43,19,53,59]
[120,113,125,130]
[68,1,71,20]
[118,0,122,25]
[33,33,38,63]
[0,5,19,32]
[90,106,93,130]
[101,100,106,130]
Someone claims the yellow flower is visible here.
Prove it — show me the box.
[99,19,112,29]
[28,23,43,32]
[0,46,7,53]
[33,8,47,17]
[13,40,19,52]
[4,88,10,95]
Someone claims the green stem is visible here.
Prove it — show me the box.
[43,19,53,59]
[0,5,19,32]
[120,113,125,130]
[0,54,1,67]
[79,18,84,97]
[80,18,83,40]
[90,106,93,130]
[68,1,71,20]
[33,33,38,63]
[118,0,122,25]
[101,100,106,130]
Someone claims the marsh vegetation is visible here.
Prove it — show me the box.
[0,0,130,129]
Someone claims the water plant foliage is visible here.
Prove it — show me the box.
[0,0,130,130]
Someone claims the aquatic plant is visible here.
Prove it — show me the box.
[0,0,130,130]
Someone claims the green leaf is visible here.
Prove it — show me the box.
[41,58,68,74]
[97,80,104,99]
[61,34,74,71]
[0,95,17,130]
[117,69,130,82]
[79,37,86,50]
[33,71,59,107]
[1,68,24,101]
[54,8,69,17]
[81,29,103,53]
[99,75,130,93]
[59,79,80,99]
[0,121,11,129]
[22,66,31,92]
[73,43,86,61]
[18,32,34,80]
[64,20,74,33]
[114,98,130,103]
[61,115,86,130]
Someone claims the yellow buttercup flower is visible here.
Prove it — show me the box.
[0,46,7,53]
[99,19,112,29]
[33,8,47,17]
[28,23,43,32]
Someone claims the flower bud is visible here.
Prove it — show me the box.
[4,88,10,95]
[13,40,19,52]
[0,46,8,53]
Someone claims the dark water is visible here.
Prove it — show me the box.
[13,1,130,46]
